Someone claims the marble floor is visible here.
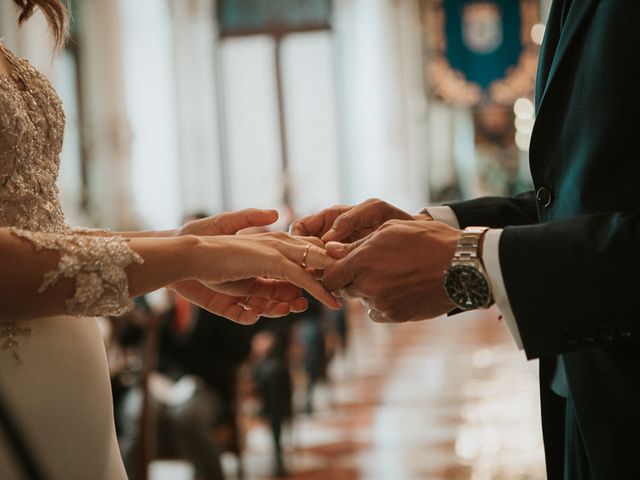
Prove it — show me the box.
[152,306,547,480]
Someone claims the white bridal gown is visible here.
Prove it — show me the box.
[0,43,139,479]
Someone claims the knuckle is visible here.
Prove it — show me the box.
[273,231,288,241]
[334,213,348,224]
[290,220,305,234]
[211,216,223,230]
[368,198,388,212]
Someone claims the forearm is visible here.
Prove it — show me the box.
[126,235,198,296]
[66,226,176,239]
[0,229,196,322]
[446,190,538,228]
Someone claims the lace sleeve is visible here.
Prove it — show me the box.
[10,228,144,317]
[64,226,112,236]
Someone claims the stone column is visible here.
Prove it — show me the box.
[168,0,225,215]
[76,0,138,229]
[391,0,430,208]
[333,0,426,211]
[540,0,554,22]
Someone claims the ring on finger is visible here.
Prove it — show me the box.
[301,244,311,268]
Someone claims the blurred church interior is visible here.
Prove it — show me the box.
[0,0,553,478]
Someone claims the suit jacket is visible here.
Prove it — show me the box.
[448,0,640,478]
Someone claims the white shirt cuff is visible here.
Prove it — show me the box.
[422,207,524,350]
[482,229,524,350]
[422,206,460,229]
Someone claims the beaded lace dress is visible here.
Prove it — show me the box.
[0,43,135,479]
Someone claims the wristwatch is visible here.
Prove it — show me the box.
[444,226,493,311]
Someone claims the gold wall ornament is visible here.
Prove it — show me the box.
[420,0,540,107]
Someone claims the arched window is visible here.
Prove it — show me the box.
[217,0,341,215]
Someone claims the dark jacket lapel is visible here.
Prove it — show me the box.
[535,0,564,110]
[536,0,600,113]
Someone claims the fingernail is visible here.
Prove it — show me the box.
[322,228,337,240]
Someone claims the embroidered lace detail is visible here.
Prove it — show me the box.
[0,322,32,363]
[0,43,66,233]
[0,44,142,360]
[11,228,144,316]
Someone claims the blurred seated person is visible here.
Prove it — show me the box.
[119,290,253,480]
[297,291,327,415]
[330,304,349,356]
[107,296,152,436]
[250,316,294,478]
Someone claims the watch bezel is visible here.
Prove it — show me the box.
[444,263,492,311]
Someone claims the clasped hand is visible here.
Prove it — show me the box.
[169,209,340,324]
[291,199,462,323]
[171,199,463,326]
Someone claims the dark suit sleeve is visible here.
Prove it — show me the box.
[446,190,538,228]
[496,211,640,359]
[441,194,639,359]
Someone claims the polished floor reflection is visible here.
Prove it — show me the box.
[238,306,546,480]
[153,307,547,480]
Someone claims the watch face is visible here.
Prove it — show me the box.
[444,264,491,310]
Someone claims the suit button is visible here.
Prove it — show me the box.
[536,187,553,208]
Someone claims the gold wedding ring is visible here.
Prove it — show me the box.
[301,244,311,268]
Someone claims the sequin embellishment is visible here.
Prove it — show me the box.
[11,228,144,317]
[0,322,32,363]
[0,43,144,360]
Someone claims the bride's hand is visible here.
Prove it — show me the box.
[171,208,312,322]
[205,235,326,294]
[185,232,340,317]
[169,279,308,324]
[175,208,279,237]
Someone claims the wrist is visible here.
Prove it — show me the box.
[416,207,433,221]
[186,234,239,284]
[126,234,208,297]
[179,234,208,280]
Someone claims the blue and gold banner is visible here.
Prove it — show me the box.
[422,0,539,106]
[218,0,332,35]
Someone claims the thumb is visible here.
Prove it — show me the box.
[321,211,363,243]
[325,239,362,259]
[219,209,279,234]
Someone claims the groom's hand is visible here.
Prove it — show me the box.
[290,198,427,243]
[322,220,459,323]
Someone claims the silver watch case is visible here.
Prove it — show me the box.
[444,227,493,311]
